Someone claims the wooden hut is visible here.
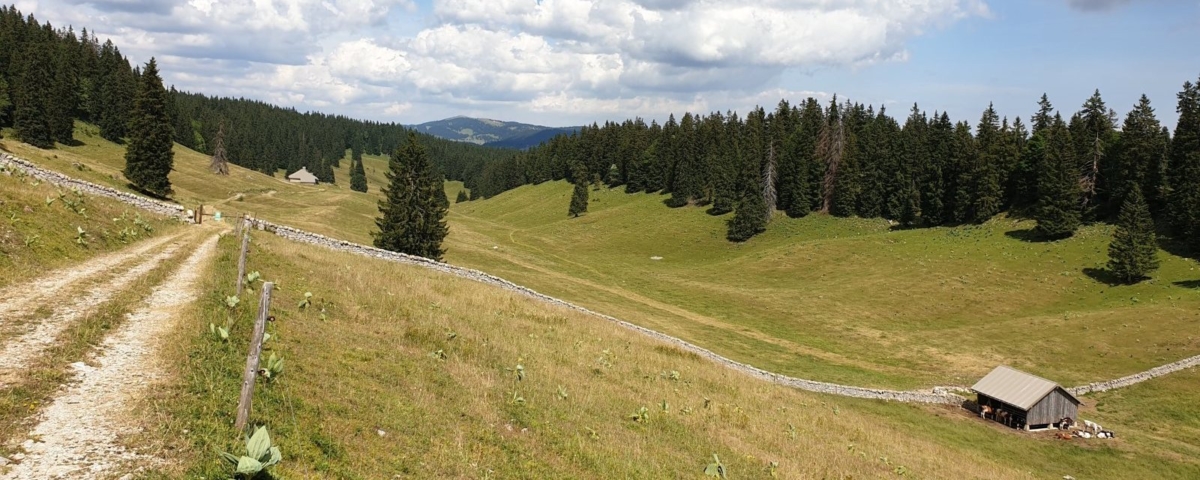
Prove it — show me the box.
[287,167,318,184]
[971,365,1080,430]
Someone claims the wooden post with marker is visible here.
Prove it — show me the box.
[235,281,273,431]
[236,228,250,295]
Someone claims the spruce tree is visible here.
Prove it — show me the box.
[727,148,767,242]
[1033,115,1081,239]
[568,161,589,217]
[123,58,174,197]
[455,189,469,203]
[13,41,54,148]
[782,99,822,217]
[0,76,10,136]
[1113,95,1168,216]
[1167,79,1200,247]
[1107,185,1159,283]
[971,103,1003,223]
[350,157,368,192]
[374,131,449,261]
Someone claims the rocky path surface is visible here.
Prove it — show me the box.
[0,233,181,323]
[0,233,218,479]
[0,234,191,386]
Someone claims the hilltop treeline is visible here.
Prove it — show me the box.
[474,85,1200,247]
[0,6,514,185]
[168,92,515,184]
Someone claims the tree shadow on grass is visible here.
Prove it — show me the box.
[1083,267,1127,287]
[1003,228,1043,242]
[1175,279,1200,289]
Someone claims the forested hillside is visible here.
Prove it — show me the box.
[474,88,1200,248]
[0,6,515,188]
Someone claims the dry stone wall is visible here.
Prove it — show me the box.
[1068,354,1200,395]
[4,150,1195,404]
[0,153,186,219]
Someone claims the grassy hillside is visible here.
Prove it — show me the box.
[6,125,1199,390]
[137,231,1198,479]
[4,123,1200,477]
[445,181,1200,389]
[0,156,180,289]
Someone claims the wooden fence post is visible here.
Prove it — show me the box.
[235,282,273,431]
[236,230,250,295]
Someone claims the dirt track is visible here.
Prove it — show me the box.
[0,233,218,479]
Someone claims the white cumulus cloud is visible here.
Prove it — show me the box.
[21,0,987,124]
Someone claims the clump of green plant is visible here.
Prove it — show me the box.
[59,190,87,217]
[74,226,88,246]
[225,295,241,309]
[429,349,447,360]
[703,454,727,478]
[243,271,263,294]
[209,322,230,341]
[259,352,284,382]
[219,425,282,478]
[297,292,312,309]
[630,406,649,423]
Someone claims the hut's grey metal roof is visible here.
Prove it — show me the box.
[971,365,1080,410]
[287,167,318,183]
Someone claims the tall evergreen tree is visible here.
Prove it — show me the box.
[48,32,77,144]
[1167,79,1200,248]
[97,41,134,143]
[0,76,11,131]
[948,121,977,224]
[374,132,449,261]
[568,161,589,217]
[13,40,53,148]
[781,99,822,217]
[455,189,469,203]
[971,103,1004,223]
[122,58,174,197]
[1034,115,1081,239]
[727,147,767,242]
[350,157,368,192]
[1113,95,1168,215]
[1107,185,1159,283]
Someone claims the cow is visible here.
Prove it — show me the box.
[1058,417,1075,430]
[980,405,994,420]
[996,410,1011,427]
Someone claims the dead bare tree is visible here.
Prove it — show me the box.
[210,121,229,175]
[818,113,845,214]
[762,143,777,223]
[1079,134,1101,209]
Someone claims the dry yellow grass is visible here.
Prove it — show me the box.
[138,232,1199,479]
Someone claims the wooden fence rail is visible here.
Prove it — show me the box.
[235,281,273,431]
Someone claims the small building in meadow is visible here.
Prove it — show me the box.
[972,365,1080,430]
[287,167,318,184]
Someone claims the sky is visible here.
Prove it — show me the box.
[14,0,1200,128]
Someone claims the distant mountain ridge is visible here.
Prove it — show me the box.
[409,116,579,149]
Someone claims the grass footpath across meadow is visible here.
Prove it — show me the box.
[133,230,1200,479]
